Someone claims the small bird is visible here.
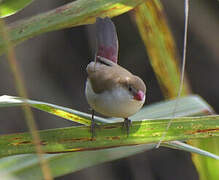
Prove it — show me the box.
[85,17,146,136]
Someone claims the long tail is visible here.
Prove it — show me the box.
[95,17,118,64]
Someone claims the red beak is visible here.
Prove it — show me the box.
[134,90,145,101]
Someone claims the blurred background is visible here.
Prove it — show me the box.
[1,0,219,179]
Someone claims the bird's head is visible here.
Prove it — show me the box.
[120,75,146,102]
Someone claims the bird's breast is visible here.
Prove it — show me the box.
[85,80,145,118]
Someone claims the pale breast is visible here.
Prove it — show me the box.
[85,80,145,118]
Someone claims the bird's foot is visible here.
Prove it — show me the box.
[122,118,132,136]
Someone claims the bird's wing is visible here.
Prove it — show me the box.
[96,17,118,64]
[86,61,131,94]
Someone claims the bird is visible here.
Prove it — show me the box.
[85,17,146,137]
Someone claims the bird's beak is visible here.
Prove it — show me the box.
[134,90,145,101]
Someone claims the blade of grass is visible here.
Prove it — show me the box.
[0,115,218,158]
[0,140,218,180]
[0,95,213,125]
[133,0,189,98]
[0,95,217,179]
[164,141,219,160]
[129,95,213,120]
[0,17,52,180]
[156,0,189,148]
[0,94,216,177]
[0,144,155,179]
[0,0,146,55]
[0,95,108,125]
[0,0,34,18]
[133,1,219,179]
[189,137,219,180]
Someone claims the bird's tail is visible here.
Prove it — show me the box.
[95,17,118,64]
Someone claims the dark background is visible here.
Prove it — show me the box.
[1,0,219,179]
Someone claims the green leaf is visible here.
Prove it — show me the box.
[0,0,34,18]
[164,141,219,160]
[133,0,189,98]
[0,115,219,157]
[0,95,213,125]
[0,145,154,179]
[0,95,217,159]
[0,142,218,180]
[0,95,108,125]
[133,1,219,179]
[0,0,145,55]
[0,95,218,179]
[190,137,219,180]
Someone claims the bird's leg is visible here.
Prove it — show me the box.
[90,109,96,138]
[123,118,132,136]
[90,109,100,138]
